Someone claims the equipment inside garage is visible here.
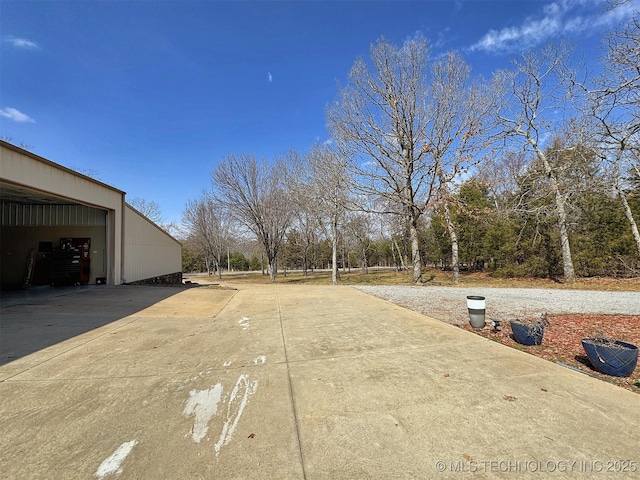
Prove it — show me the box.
[1,140,182,289]
[30,237,92,286]
[1,197,108,289]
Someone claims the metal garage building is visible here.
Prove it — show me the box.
[0,140,182,289]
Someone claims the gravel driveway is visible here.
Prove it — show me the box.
[355,285,640,325]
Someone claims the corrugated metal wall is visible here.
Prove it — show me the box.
[1,202,106,226]
[122,204,182,283]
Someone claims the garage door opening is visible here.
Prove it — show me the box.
[1,190,108,290]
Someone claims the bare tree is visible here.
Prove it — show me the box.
[281,150,318,277]
[304,144,351,284]
[182,196,228,278]
[424,52,497,282]
[161,221,184,239]
[328,37,433,283]
[386,215,410,271]
[494,43,582,283]
[211,153,293,282]
[589,5,640,256]
[128,197,164,224]
[288,208,319,277]
[344,211,376,274]
[478,150,529,214]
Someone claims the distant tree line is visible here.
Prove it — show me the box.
[180,2,639,284]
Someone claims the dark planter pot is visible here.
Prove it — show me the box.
[510,320,544,346]
[581,338,639,377]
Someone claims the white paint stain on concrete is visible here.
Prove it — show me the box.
[180,373,258,456]
[177,369,213,391]
[239,316,250,330]
[252,355,266,365]
[214,374,259,456]
[95,440,138,479]
[185,370,208,382]
[183,383,223,443]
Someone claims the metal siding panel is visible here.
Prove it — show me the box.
[123,205,181,283]
[0,203,108,226]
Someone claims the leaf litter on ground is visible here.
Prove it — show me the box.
[460,314,640,394]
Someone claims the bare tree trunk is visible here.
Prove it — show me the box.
[442,201,460,283]
[409,214,423,283]
[362,247,368,274]
[554,189,575,283]
[269,256,277,283]
[303,246,309,276]
[618,187,640,257]
[331,220,338,285]
[531,140,576,283]
[392,237,407,271]
[391,238,398,269]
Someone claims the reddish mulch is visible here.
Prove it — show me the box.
[459,314,640,394]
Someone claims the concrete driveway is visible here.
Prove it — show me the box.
[1,284,639,479]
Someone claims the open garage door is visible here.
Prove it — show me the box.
[0,181,108,289]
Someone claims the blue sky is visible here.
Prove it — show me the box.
[1,0,638,227]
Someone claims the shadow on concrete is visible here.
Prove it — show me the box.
[0,285,187,365]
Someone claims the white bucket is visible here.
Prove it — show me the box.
[466,296,486,310]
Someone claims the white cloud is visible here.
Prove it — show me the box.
[403,30,426,46]
[4,35,39,49]
[469,0,636,54]
[433,27,452,50]
[267,72,273,82]
[0,107,35,123]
